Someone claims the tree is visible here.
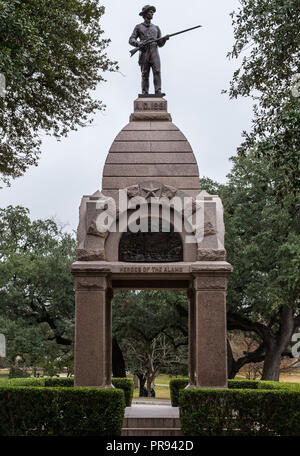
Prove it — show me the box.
[201,149,300,380]
[0,205,76,374]
[226,0,300,198]
[0,0,118,186]
[228,331,264,380]
[0,205,130,378]
[0,315,73,377]
[113,290,188,397]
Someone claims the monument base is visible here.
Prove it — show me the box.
[138,93,166,98]
[71,261,232,388]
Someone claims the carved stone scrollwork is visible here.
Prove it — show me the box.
[87,192,118,239]
[127,184,140,198]
[204,222,217,237]
[77,248,106,261]
[160,185,178,199]
[87,220,109,239]
[197,248,227,261]
[126,182,177,200]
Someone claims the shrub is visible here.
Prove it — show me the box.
[0,376,134,406]
[44,377,134,406]
[0,386,125,436]
[112,378,134,407]
[5,377,45,387]
[169,377,300,406]
[44,377,74,388]
[228,379,259,389]
[169,378,189,406]
[257,381,300,392]
[179,388,300,436]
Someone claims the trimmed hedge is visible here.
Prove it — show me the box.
[44,377,74,388]
[111,378,134,407]
[228,379,259,389]
[0,376,134,406]
[44,377,133,406]
[3,377,45,387]
[179,388,300,436]
[170,377,300,406]
[170,378,190,407]
[0,386,125,436]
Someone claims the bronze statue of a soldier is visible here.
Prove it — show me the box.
[129,5,169,96]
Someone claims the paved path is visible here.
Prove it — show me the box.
[125,404,179,418]
[133,398,171,406]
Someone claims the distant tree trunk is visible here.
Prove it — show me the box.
[227,339,236,379]
[112,337,126,378]
[147,377,152,398]
[133,374,139,389]
[261,306,295,381]
[228,307,297,381]
[226,335,265,379]
[261,349,281,381]
[137,373,146,397]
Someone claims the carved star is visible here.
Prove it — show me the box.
[141,186,161,199]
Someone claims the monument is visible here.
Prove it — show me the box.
[129,5,168,96]
[71,6,232,389]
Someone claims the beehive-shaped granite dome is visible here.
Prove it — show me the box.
[76,96,226,264]
[102,97,200,200]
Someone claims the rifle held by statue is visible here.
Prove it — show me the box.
[130,25,202,57]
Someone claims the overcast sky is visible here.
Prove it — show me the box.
[0,0,254,233]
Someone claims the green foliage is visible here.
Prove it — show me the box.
[0,377,44,387]
[169,378,190,407]
[111,378,134,407]
[228,379,259,389]
[0,386,125,436]
[0,376,134,406]
[44,377,134,406]
[257,381,300,392]
[170,377,300,406]
[113,290,188,395]
[201,149,300,380]
[227,0,300,198]
[0,0,118,186]
[0,206,76,375]
[179,388,300,436]
[44,377,74,388]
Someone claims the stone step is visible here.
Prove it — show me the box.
[122,427,182,437]
[123,417,181,428]
[122,417,181,437]
[122,405,181,437]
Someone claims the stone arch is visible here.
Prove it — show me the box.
[103,199,198,262]
[71,96,232,390]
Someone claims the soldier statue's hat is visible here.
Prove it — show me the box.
[139,5,156,17]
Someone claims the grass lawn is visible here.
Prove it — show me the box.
[133,384,170,399]
[0,369,9,379]
[280,372,300,383]
[129,373,182,400]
